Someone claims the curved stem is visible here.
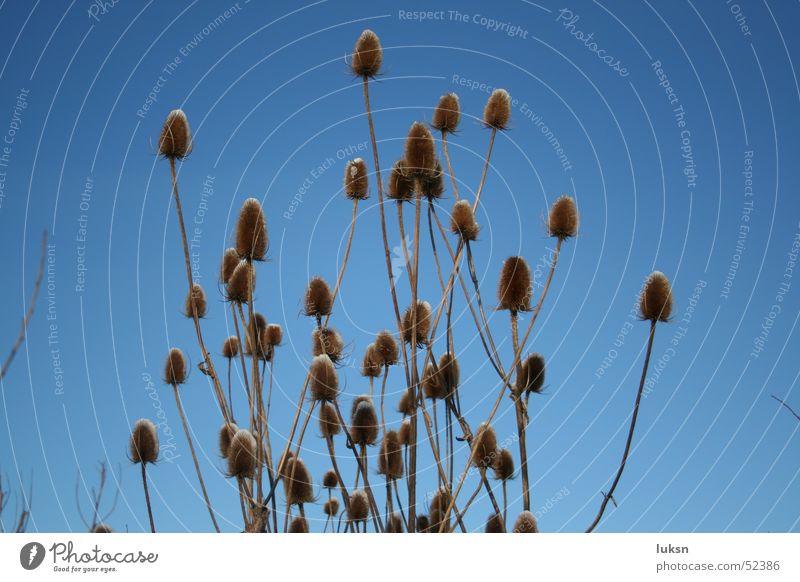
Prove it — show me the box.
[324,198,360,327]
[441,131,460,201]
[472,128,496,212]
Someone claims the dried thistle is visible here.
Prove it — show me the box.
[493,448,515,481]
[386,513,404,533]
[130,419,159,464]
[351,29,382,77]
[184,284,207,318]
[220,248,238,283]
[398,419,411,445]
[422,362,445,400]
[377,430,403,479]
[288,516,309,533]
[158,109,192,159]
[348,489,369,522]
[344,158,369,200]
[227,429,257,478]
[450,200,479,241]
[304,276,333,319]
[404,122,437,177]
[226,260,255,303]
[322,469,338,489]
[401,300,432,346]
[432,93,460,133]
[319,401,341,438]
[235,198,268,261]
[397,391,415,417]
[91,524,113,533]
[471,422,498,469]
[497,256,532,313]
[485,513,504,533]
[350,399,379,446]
[640,271,673,322]
[387,160,414,202]
[516,353,546,396]
[419,160,445,200]
[323,498,340,517]
[512,510,539,533]
[361,343,382,378]
[309,355,339,402]
[312,327,344,363]
[374,330,399,366]
[416,515,431,533]
[438,352,460,396]
[164,348,187,385]
[284,457,314,505]
[484,89,511,129]
[218,422,239,459]
[222,336,239,359]
[429,487,452,515]
[548,195,578,239]
[265,323,283,347]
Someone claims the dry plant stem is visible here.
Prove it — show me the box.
[172,384,220,532]
[385,479,393,524]
[324,198,359,327]
[284,399,317,532]
[480,471,504,529]
[464,242,505,377]
[325,434,353,519]
[232,303,252,407]
[237,479,249,529]
[140,464,155,533]
[245,272,266,504]
[511,313,531,511]
[168,159,230,423]
[502,480,508,525]
[472,128,496,213]
[407,191,424,534]
[395,202,414,285]
[379,366,390,436]
[441,131,460,201]
[586,321,657,533]
[226,360,233,415]
[392,480,408,530]
[518,237,563,355]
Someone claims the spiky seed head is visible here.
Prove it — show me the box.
[235,198,268,261]
[284,457,314,505]
[485,513,504,533]
[397,390,415,416]
[401,300,432,346]
[184,284,207,319]
[640,271,673,322]
[361,343,382,378]
[348,489,369,522]
[351,29,382,77]
[220,248,239,283]
[227,429,257,478]
[218,422,239,458]
[484,89,511,129]
[319,401,341,438]
[398,419,411,445]
[422,362,445,400]
[386,513,404,533]
[344,158,369,200]
[312,327,344,363]
[374,330,399,366]
[164,347,187,385]
[323,498,340,517]
[350,394,373,417]
[438,352,460,396]
[432,93,460,133]
[309,355,339,401]
[222,336,239,359]
[130,419,159,464]
[493,448,515,481]
[450,200,479,241]
[92,524,113,533]
[377,430,403,479]
[516,353,545,395]
[471,422,498,469]
[158,109,192,159]
[548,195,578,239]
[419,160,445,200]
[497,256,532,312]
[226,260,255,303]
[304,276,333,318]
[288,516,308,533]
[428,508,447,533]
[387,160,414,201]
[265,324,283,346]
[430,487,452,515]
[322,469,338,489]
[350,400,379,446]
[404,122,437,177]
[416,515,431,533]
[513,510,539,533]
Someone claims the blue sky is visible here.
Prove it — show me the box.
[1,0,799,533]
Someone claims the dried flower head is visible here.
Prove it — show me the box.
[438,352,460,396]
[428,508,446,533]
[397,390,416,416]
[513,510,539,533]
[284,457,314,505]
[265,324,283,347]
[416,515,431,533]
[548,195,578,239]
[130,419,159,464]
[471,423,498,469]
[304,276,333,319]
[386,513,404,533]
[361,343,382,378]
[374,331,399,366]
[350,394,373,417]
[497,256,532,312]
[164,347,187,385]
[485,513,504,533]
[288,516,309,533]
[484,89,511,129]
[422,363,445,400]
[450,200,479,241]
[323,498,340,517]
[226,260,255,303]
[344,158,369,200]
[312,327,344,363]
[429,487,452,514]
[218,422,239,459]
[348,489,369,522]
[235,198,268,261]
[493,448,515,481]
[184,284,207,319]
[309,355,339,402]
[516,353,545,395]
[220,248,239,283]
[92,524,113,533]
[419,160,445,200]
[404,122,437,177]
[398,419,411,445]
[351,399,379,446]
[319,401,341,438]
[377,430,403,479]
[432,93,460,133]
[227,429,257,478]
[222,336,240,360]
[387,160,414,202]
[158,109,192,159]
[322,469,338,489]
[640,271,673,322]
[351,29,382,77]
[401,300,432,346]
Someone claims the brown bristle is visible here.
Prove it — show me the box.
[377,430,403,479]
[158,109,192,159]
[284,457,314,505]
[348,489,369,522]
[222,336,239,359]
[419,160,445,200]
[312,327,344,363]
[351,29,382,78]
[513,510,539,533]
[227,429,257,478]
[516,353,545,395]
[322,469,338,489]
[432,93,460,133]
[428,508,447,533]
[485,513,504,533]
[450,200,479,241]
[164,347,187,385]
[323,498,340,517]
[387,160,414,201]
[344,158,369,200]
[422,362,445,400]
[218,422,239,459]
[386,513,404,533]
[350,394,373,417]
[235,198,268,261]
[397,390,416,416]
[361,343,382,378]
[471,423,498,469]
[430,487,452,516]
[220,248,238,283]
[640,271,673,322]
[401,300,432,346]
[438,352,460,396]
[265,323,283,346]
[318,401,341,438]
[398,419,411,445]
[416,515,431,533]
[309,355,339,402]
[404,122,437,177]
[497,256,532,312]
[493,448,515,481]
[483,89,511,129]
[184,284,207,318]
[288,516,309,533]
[304,276,333,318]
[91,524,113,533]
[350,399,379,446]
[226,260,255,303]
[548,195,578,239]
[374,330,399,366]
[130,419,159,464]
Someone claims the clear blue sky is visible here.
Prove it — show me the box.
[1,0,799,533]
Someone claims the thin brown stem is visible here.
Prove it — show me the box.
[441,131,460,201]
[324,198,360,327]
[511,313,530,511]
[140,464,155,533]
[472,128,496,213]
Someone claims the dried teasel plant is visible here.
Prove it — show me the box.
[130,419,158,533]
[235,198,268,262]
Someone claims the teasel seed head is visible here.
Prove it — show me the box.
[304,276,333,319]
[432,93,460,133]
[404,122,437,177]
[227,429,257,478]
[438,352,460,396]
[377,430,403,479]
[513,510,539,533]
[397,390,416,416]
[419,160,445,201]
[218,422,239,459]
[484,89,511,129]
[485,513,504,533]
[387,160,414,202]
[350,394,373,416]
[348,489,369,522]
[493,448,515,481]
[361,343,382,378]
[497,256,532,313]
[284,457,314,505]
[220,248,239,283]
[398,419,411,445]
[516,352,545,396]
[92,524,113,533]
[351,29,382,78]
[323,498,340,517]
[401,300,432,346]
[184,283,207,319]
[312,327,344,363]
[222,336,239,359]
[288,516,309,533]
[350,398,379,446]
[309,354,339,402]
[322,469,338,489]
[374,330,399,366]
[422,362,445,400]
[416,515,431,533]
[265,323,283,347]
[235,198,268,261]
[428,508,446,533]
[640,271,673,322]
[344,158,369,200]
[386,513,404,533]
[471,422,498,469]
[158,109,192,160]
[429,486,452,516]
[450,200,479,241]
[318,401,341,438]
[164,347,187,385]
[226,260,255,303]
[130,419,159,464]
[548,195,578,239]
